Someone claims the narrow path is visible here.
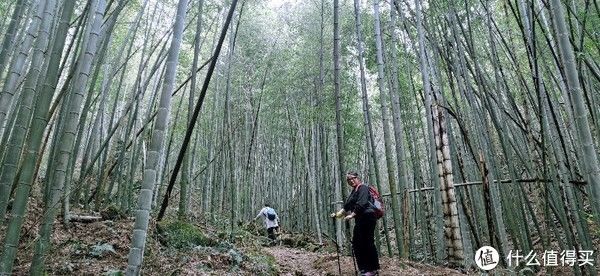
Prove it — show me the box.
[265,246,467,275]
[265,246,325,275]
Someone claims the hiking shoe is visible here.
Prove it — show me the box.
[362,271,378,276]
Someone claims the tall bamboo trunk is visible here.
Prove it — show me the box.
[549,0,600,217]
[370,0,404,257]
[332,0,344,250]
[0,0,26,81]
[0,0,43,136]
[431,102,464,263]
[413,0,446,261]
[30,0,106,273]
[387,0,412,258]
[0,0,53,220]
[126,0,189,273]
[0,0,70,273]
[0,0,45,209]
[180,0,204,220]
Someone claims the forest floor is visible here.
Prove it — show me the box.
[265,246,465,275]
[4,199,466,275]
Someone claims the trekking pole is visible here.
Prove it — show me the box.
[343,219,358,276]
[331,217,342,275]
[349,239,358,275]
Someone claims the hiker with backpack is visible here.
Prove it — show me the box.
[254,204,280,241]
[331,171,381,276]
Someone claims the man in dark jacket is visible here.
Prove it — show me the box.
[332,171,380,276]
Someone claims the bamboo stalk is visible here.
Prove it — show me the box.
[379,178,588,196]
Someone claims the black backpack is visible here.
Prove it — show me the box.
[266,208,276,221]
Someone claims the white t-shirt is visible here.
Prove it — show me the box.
[256,207,279,229]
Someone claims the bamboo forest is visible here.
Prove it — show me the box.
[0,0,598,274]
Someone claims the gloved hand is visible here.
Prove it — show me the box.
[330,209,345,218]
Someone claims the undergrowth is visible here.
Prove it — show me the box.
[157,220,216,249]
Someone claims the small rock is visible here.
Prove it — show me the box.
[228,249,244,265]
[90,243,116,258]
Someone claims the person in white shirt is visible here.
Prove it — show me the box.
[254,204,279,240]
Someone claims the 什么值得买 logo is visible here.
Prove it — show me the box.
[475,246,499,271]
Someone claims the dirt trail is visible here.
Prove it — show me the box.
[265,246,466,276]
[266,247,325,275]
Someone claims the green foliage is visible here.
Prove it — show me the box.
[585,212,600,237]
[157,220,216,249]
[245,252,278,275]
[0,1,11,19]
[361,9,378,71]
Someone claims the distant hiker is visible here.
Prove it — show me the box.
[254,204,280,241]
[331,171,380,276]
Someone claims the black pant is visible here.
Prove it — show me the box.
[267,226,278,240]
[352,214,380,272]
